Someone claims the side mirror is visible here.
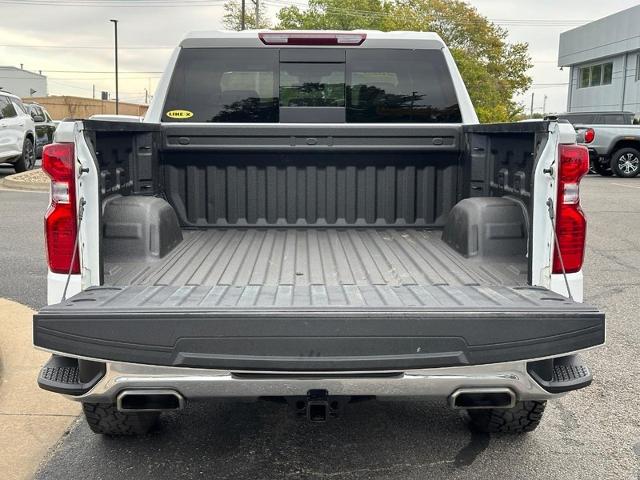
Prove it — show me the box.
[32,114,45,122]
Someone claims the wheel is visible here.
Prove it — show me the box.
[82,402,159,436]
[13,137,36,173]
[592,159,613,176]
[610,148,640,178]
[466,400,546,434]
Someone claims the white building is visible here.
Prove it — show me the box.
[558,5,640,118]
[0,66,48,98]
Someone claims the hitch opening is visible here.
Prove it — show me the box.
[308,401,328,422]
[286,390,347,422]
[307,389,330,422]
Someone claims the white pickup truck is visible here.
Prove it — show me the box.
[34,30,604,436]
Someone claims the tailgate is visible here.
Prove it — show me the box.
[34,285,604,371]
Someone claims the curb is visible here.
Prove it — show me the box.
[0,170,50,192]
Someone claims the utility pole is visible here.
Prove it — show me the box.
[530,92,535,118]
[543,95,548,115]
[144,88,148,104]
[110,19,119,114]
[92,84,95,99]
[241,0,246,30]
[255,0,259,27]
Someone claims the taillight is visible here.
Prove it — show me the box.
[42,143,80,274]
[259,32,366,45]
[553,145,590,274]
[583,128,595,144]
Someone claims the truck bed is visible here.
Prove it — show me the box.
[35,227,603,371]
[103,228,528,308]
[34,121,604,372]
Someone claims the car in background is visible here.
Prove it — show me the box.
[555,111,635,126]
[575,123,640,177]
[89,114,143,122]
[24,103,56,158]
[0,91,36,172]
[546,112,640,177]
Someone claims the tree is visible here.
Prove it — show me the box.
[276,0,532,122]
[277,0,392,31]
[223,0,271,31]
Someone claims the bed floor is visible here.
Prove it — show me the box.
[105,228,528,288]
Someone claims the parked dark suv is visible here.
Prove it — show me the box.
[24,103,56,158]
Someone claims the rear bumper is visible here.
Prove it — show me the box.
[54,357,570,404]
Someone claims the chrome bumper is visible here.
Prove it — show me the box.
[72,359,561,404]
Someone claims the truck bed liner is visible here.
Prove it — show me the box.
[104,228,528,308]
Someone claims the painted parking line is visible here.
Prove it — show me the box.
[611,182,640,189]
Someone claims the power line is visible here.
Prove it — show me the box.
[0,76,160,79]
[4,0,223,2]
[0,0,227,7]
[261,0,591,27]
[0,44,173,50]
[40,69,162,73]
[0,0,594,27]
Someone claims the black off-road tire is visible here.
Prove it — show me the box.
[610,148,640,178]
[82,402,159,436]
[14,137,36,173]
[466,400,546,434]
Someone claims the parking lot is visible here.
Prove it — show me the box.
[0,172,638,479]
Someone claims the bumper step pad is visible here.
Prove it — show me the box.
[38,355,105,396]
[527,355,592,393]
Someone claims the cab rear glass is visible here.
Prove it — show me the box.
[163,48,462,123]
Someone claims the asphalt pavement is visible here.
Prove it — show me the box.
[0,165,48,309]
[0,174,638,479]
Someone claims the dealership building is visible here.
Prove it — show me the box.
[558,5,640,118]
[0,66,48,98]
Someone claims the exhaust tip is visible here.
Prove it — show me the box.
[117,389,184,412]
[449,388,516,410]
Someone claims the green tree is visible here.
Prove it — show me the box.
[223,0,271,30]
[276,0,532,122]
[277,0,392,31]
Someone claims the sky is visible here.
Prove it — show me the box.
[0,0,639,114]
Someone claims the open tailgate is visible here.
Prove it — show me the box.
[34,284,604,371]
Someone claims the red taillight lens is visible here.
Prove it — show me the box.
[42,143,80,274]
[259,32,366,45]
[583,128,595,144]
[553,145,590,274]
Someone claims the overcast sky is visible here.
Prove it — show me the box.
[1,0,639,113]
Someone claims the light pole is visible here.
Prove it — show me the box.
[110,19,119,114]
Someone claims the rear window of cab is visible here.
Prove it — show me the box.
[163,48,462,124]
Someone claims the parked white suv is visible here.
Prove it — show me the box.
[0,91,36,172]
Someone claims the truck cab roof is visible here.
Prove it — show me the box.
[179,30,447,50]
